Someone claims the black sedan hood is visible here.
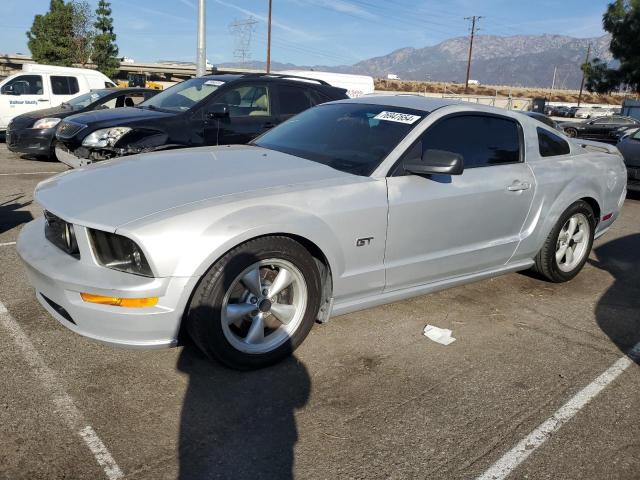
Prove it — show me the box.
[65,106,175,129]
[11,105,79,128]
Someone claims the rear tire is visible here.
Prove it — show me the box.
[565,128,578,138]
[186,236,322,370]
[532,201,595,283]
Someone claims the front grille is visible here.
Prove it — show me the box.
[56,120,85,139]
[44,211,80,258]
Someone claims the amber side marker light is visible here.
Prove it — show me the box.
[80,293,158,308]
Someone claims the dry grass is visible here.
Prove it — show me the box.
[374,79,630,105]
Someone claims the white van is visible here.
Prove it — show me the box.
[277,70,374,98]
[0,64,115,131]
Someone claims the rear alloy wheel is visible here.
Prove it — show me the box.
[186,236,321,370]
[565,128,578,138]
[532,201,595,282]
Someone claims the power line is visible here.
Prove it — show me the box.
[229,16,258,64]
[464,15,482,93]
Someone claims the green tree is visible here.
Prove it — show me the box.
[92,0,119,78]
[71,0,95,66]
[585,0,640,93]
[26,0,75,66]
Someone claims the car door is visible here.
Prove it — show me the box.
[587,117,612,139]
[384,113,535,291]
[203,82,277,145]
[0,74,49,126]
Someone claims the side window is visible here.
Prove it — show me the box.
[633,130,640,140]
[309,89,331,105]
[537,127,571,157]
[51,76,79,95]
[402,114,521,169]
[218,84,271,117]
[592,118,610,125]
[278,85,314,115]
[1,75,43,95]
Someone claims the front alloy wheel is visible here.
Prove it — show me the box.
[186,236,322,370]
[221,259,308,354]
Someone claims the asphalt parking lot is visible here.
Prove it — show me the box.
[1,142,639,480]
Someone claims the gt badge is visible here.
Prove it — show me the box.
[356,237,373,247]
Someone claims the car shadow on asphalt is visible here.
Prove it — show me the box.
[176,346,310,479]
[590,233,640,364]
[0,194,33,235]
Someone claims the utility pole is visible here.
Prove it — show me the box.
[577,43,591,107]
[266,0,273,73]
[551,65,557,90]
[196,0,206,77]
[464,15,482,94]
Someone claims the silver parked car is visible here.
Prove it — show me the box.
[17,96,627,369]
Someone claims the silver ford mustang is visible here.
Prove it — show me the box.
[17,96,627,369]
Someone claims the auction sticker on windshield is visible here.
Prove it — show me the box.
[204,80,225,86]
[373,111,422,124]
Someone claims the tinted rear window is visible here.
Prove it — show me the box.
[51,76,79,95]
[537,127,570,157]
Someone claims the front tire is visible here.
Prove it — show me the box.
[565,128,578,138]
[532,201,595,283]
[186,236,322,370]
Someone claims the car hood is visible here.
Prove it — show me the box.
[11,105,77,128]
[35,145,356,230]
[64,106,175,129]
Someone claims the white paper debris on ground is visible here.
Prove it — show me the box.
[423,325,456,345]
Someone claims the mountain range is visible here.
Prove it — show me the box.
[220,34,613,89]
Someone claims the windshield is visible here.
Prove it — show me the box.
[66,90,112,108]
[253,103,426,176]
[139,77,225,112]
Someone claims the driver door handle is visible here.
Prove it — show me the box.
[507,181,531,192]
[262,122,277,129]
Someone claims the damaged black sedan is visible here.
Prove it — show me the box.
[54,73,348,168]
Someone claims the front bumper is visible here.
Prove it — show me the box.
[55,145,88,168]
[17,217,198,349]
[6,127,55,156]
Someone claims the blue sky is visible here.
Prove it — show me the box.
[1,0,611,66]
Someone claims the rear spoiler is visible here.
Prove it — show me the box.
[574,139,621,155]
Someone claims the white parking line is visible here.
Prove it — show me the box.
[0,242,16,247]
[476,343,640,480]
[0,301,124,480]
[0,171,61,176]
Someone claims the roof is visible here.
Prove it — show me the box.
[96,87,158,94]
[203,74,243,82]
[328,94,469,112]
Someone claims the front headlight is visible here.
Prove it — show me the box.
[82,127,131,148]
[88,229,153,277]
[33,118,61,129]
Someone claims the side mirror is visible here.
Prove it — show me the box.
[207,103,229,119]
[1,85,17,95]
[404,149,464,176]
